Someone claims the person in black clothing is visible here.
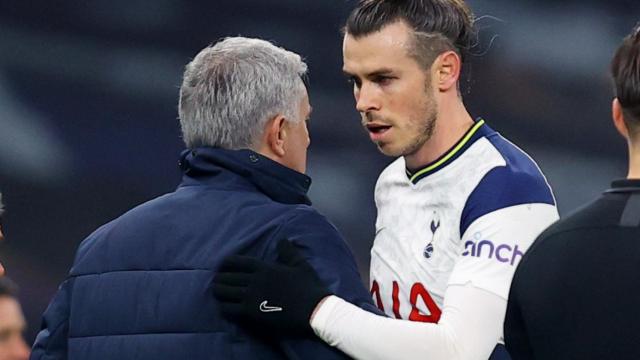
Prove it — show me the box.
[504,23,640,360]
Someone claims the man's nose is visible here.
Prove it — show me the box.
[355,83,381,113]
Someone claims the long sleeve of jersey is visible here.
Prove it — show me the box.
[311,284,505,360]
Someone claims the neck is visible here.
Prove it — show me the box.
[628,142,640,179]
[404,97,474,170]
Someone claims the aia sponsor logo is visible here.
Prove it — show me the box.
[462,233,523,266]
[371,280,441,323]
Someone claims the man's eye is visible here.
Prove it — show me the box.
[374,76,394,85]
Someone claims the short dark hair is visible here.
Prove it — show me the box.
[612,23,640,128]
[345,0,476,68]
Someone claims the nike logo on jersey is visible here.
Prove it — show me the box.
[259,301,283,313]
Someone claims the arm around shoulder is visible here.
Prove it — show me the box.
[273,208,378,359]
[277,208,376,310]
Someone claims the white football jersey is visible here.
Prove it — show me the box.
[370,120,559,330]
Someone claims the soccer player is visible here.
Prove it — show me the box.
[504,23,640,359]
[213,1,559,359]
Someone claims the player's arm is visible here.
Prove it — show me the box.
[312,202,558,360]
[31,278,74,359]
[279,208,380,315]
[313,283,505,360]
[277,209,380,359]
[215,238,504,360]
[214,202,558,359]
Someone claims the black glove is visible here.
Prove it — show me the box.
[213,239,332,336]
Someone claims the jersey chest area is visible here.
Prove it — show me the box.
[370,181,467,323]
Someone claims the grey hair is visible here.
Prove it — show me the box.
[178,37,309,149]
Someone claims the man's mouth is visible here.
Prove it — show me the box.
[366,123,392,134]
[365,123,392,142]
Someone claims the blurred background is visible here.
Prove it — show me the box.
[0,0,637,343]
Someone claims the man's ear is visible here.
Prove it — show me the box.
[613,98,629,139]
[434,50,461,92]
[264,114,288,157]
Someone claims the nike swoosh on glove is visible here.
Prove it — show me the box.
[213,239,332,336]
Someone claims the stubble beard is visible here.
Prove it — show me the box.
[398,104,437,158]
[378,90,438,158]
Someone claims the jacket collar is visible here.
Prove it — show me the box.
[179,147,312,205]
[605,179,640,194]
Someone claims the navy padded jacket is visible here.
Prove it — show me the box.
[31,147,378,360]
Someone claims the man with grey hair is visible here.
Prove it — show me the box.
[31,37,376,359]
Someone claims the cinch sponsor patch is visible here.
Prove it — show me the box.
[461,239,524,266]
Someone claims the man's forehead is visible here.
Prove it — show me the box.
[342,22,414,73]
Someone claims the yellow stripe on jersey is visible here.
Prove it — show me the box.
[409,119,486,183]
